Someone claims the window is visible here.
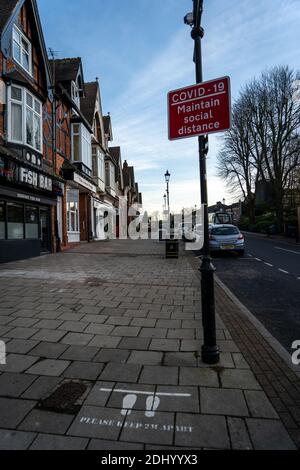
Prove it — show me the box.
[211,227,239,236]
[0,202,5,239]
[71,81,80,108]
[105,162,110,187]
[67,190,79,233]
[110,163,115,188]
[72,124,80,162]
[13,25,32,75]
[71,124,92,170]
[25,206,39,239]
[7,203,24,239]
[8,86,42,152]
[98,151,105,181]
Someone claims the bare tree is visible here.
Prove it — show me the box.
[218,66,300,231]
[217,98,259,223]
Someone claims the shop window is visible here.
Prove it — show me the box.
[25,206,39,239]
[0,202,5,239]
[7,203,24,239]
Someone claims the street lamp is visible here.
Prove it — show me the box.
[184,0,220,365]
[165,171,171,215]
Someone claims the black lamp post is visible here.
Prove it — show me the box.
[184,0,220,365]
[165,171,171,215]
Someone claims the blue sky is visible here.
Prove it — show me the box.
[38,0,300,214]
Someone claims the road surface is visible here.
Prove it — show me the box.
[199,233,300,354]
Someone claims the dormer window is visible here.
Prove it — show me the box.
[12,25,32,75]
[71,81,80,109]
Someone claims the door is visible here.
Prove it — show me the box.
[40,207,50,252]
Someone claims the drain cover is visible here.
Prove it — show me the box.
[38,381,87,414]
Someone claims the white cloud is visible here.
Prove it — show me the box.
[109,0,300,214]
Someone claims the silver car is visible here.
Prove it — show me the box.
[209,224,245,256]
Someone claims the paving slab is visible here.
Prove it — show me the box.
[84,382,115,407]
[120,411,175,446]
[29,342,68,359]
[139,366,178,385]
[88,439,143,451]
[0,373,37,398]
[180,367,219,387]
[220,369,262,390]
[100,363,142,383]
[0,354,39,373]
[200,388,249,416]
[245,391,279,419]
[156,386,200,413]
[93,349,130,364]
[118,338,151,351]
[61,333,94,346]
[0,397,36,428]
[30,434,88,450]
[19,409,74,435]
[0,429,36,450]
[22,376,62,400]
[127,351,163,366]
[64,361,104,381]
[68,406,125,440]
[246,418,296,450]
[61,345,99,362]
[107,383,156,412]
[227,417,253,450]
[175,414,230,449]
[89,335,121,349]
[26,359,70,377]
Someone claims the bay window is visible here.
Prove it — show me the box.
[72,123,92,170]
[13,25,32,75]
[8,85,43,153]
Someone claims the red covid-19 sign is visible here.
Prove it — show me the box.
[168,76,231,140]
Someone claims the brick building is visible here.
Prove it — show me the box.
[0,0,64,262]
[0,0,142,262]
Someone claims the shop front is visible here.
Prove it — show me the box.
[63,167,97,246]
[93,199,117,241]
[0,153,58,263]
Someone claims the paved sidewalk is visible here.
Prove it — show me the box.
[0,240,298,450]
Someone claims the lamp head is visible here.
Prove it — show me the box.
[165,171,171,183]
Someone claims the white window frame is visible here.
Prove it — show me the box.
[12,25,33,76]
[98,150,105,182]
[71,123,92,170]
[8,84,43,153]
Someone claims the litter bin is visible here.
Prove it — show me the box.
[166,239,179,259]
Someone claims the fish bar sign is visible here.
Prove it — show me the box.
[168,76,231,140]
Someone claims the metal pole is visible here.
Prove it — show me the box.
[167,182,170,215]
[192,0,220,364]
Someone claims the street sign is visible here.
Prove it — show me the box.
[168,76,231,141]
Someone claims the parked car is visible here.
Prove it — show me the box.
[209,224,245,256]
